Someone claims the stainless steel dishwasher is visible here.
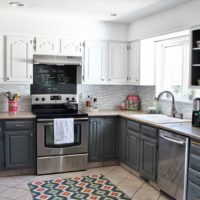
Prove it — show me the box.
[158,130,189,200]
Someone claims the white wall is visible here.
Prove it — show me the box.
[0,12,128,41]
[128,0,200,40]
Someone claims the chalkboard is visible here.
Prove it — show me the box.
[31,64,77,94]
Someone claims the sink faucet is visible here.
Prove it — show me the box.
[154,91,178,118]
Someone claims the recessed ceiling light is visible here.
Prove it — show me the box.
[9,2,24,7]
[110,13,117,17]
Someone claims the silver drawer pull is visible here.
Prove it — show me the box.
[16,125,24,127]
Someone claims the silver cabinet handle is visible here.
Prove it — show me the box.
[30,133,33,136]
[108,78,111,81]
[16,124,24,127]
[7,77,9,80]
[101,78,104,81]
[160,134,185,145]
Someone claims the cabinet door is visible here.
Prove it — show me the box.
[103,118,117,160]
[128,41,140,84]
[140,136,157,181]
[5,131,34,168]
[6,35,33,82]
[187,181,200,200]
[118,118,126,162]
[84,41,107,84]
[61,39,83,56]
[0,133,4,169]
[108,42,128,83]
[0,36,4,82]
[126,130,140,171]
[35,37,59,55]
[88,118,103,162]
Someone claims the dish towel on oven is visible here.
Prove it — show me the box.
[54,118,74,144]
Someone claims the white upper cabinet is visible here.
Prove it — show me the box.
[108,42,128,83]
[0,36,4,82]
[35,37,59,55]
[61,39,83,56]
[84,41,107,84]
[128,41,140,84]
[6,35,33,83]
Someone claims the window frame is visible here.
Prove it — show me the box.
[155,35,189,100]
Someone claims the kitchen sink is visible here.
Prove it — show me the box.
[132,114,190,124]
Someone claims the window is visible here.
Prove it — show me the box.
[155,35,189,99]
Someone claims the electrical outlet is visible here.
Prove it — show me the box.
[78,92,82,100]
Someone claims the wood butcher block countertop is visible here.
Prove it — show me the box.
[86,110,200,141]
[0,112,36,119]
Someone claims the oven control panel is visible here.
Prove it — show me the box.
[32,94,78,104]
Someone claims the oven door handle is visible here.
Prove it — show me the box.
[37,118,88,122]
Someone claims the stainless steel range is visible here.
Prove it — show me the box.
[32,94,88,175]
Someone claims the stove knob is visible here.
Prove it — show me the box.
[35,98,39,101]
[66,97,69,101]
[42,98,45,101]
[72,97,75,101]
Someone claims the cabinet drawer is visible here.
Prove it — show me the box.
[4,121,33,131]
[190,155,200,173]
[127,121,140,132]
[188,181,200,200]
[189,168,200,187]
[191,142,200,157]
[141,125,157,139]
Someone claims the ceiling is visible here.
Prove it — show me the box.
[0,0,192,23]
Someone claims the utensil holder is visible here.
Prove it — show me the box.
[8,100,18,113]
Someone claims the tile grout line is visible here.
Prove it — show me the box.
[131,181,146,199]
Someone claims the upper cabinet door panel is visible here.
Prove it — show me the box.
[84,41,107,84]
[108,42,128,83]
[128,41,140,84]
[0,36,4,82]
[61,39,83,56]
[6,35,33,82]
[35,37,59,55]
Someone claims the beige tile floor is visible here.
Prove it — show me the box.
[0,166,171,200]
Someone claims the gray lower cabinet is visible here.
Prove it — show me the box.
[188,141,200,200]
[0,122,4,169]
[140,125,158,181]
[88,117,117,162]
[103,118,117,161]
[88,118,103,162]
[118,118,126,162]
[126,121,140,171]
[4,120,35,169]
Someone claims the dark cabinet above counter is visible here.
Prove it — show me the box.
[190,28,200,87]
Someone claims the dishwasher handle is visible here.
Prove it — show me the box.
[160,134,185,145]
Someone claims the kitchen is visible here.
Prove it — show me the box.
[0,0,200,199]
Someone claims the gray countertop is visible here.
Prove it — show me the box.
[86,110,200,140]
[0,112,36,119]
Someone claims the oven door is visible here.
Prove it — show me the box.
[37,118,88,157]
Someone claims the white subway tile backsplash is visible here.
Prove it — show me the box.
[0,84,193,119]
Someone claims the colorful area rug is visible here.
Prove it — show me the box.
[28,174,130,200]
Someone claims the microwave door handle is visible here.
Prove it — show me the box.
[160,134,185,145]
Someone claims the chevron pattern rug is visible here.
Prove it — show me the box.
[28,174,130,200]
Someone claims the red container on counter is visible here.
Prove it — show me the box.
[8,100,18,113]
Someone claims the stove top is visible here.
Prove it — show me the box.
[31,94,88,119]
